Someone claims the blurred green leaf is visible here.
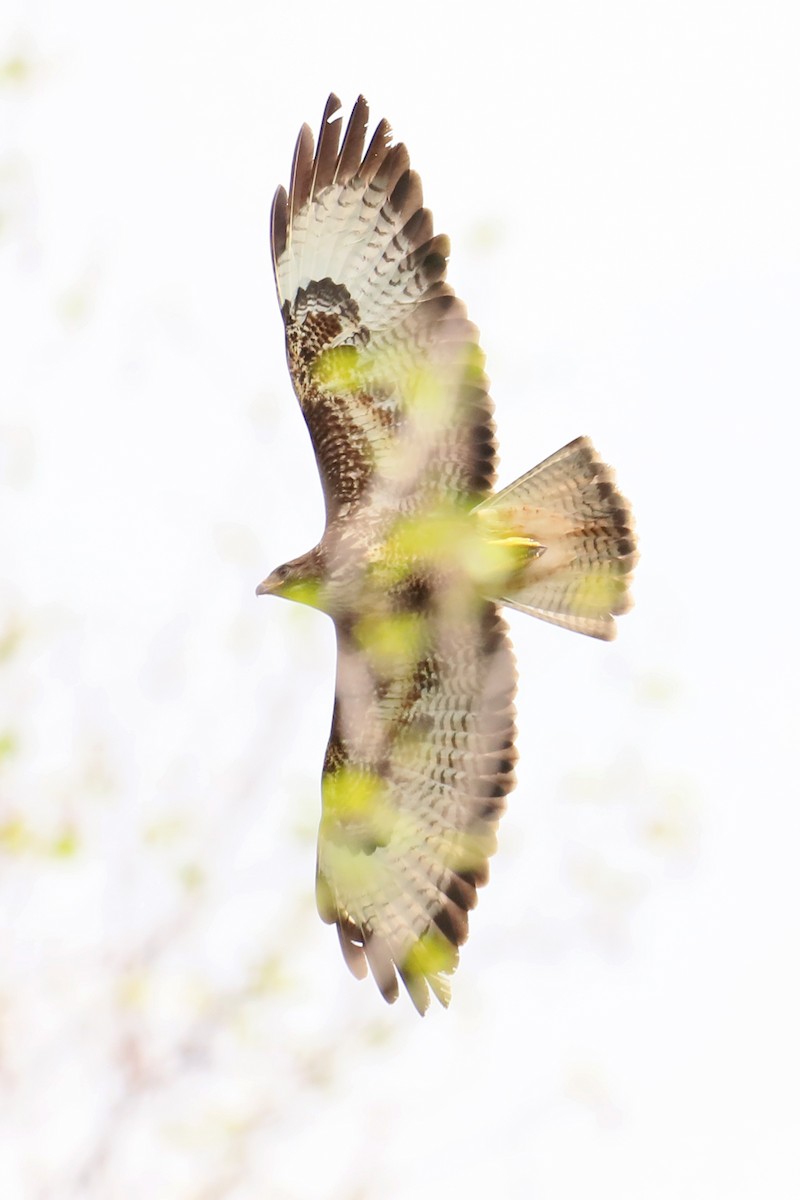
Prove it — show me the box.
[0,730,17,761]
[0,55,34,87]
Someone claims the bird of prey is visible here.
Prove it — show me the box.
[257,95,637,1014]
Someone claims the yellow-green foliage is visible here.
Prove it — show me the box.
[311,345,362,393]
[354,610,427,673]
[0,816,78,858]
[572,572,626,614]
[404,927,458,980]
[311,343,470,442]
[281,578,324,609]
[322,766,394,845]
[0,730,17,760]
[380,503,531,594]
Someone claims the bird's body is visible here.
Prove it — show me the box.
[258,95,637,1013]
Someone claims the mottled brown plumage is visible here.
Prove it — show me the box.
[258,95,637,1013]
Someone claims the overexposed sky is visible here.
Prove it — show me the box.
[2,2,799,1197]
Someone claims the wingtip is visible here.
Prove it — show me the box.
[322,92,342,120]
[270,185,289,273]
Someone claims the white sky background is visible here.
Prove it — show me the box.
[2,1,799,1197]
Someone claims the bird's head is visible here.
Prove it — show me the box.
[255,549,325,610]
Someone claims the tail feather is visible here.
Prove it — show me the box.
[476,436,637,640]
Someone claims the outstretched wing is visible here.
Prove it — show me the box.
[316,599,518,1014]
[271,94,497,520]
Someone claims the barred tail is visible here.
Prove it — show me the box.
[475,436,637,640]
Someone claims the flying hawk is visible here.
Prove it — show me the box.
[257,95,637,1013]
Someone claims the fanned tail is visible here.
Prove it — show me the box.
[476,436,637,640]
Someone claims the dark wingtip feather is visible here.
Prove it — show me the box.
[270,185,288,276]
[336,918,368,981]
[359,117,393,183]
[397,963,431,1015]
[432,898,470,947]
[323,90,342,116]
[336,94,370,185]
[311,93,343,199]
[397,209,434,255]
[363,931,400,1004]
[373,143,411,197]
[445,871,479,912]
[288,122,315,236]
[389,168,423,224]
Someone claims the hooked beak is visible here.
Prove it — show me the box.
[255,573,278,597]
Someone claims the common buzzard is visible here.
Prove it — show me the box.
[257,95,637,1013]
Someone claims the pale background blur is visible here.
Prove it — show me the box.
[2,2,799,1197]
